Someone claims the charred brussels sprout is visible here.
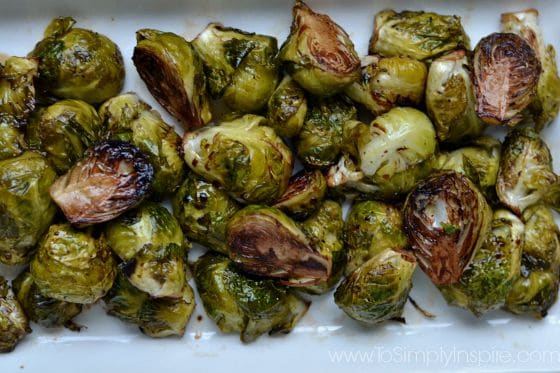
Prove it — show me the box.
[0,151,57,265]
[30,223,116,304]
[279,0,360,96]
[345,55,427,116]
[104,270,195,338]
[99,93,184,198]
[473,33,541,126]
[369,10,469,61]
[403,172,492,285]
[50,140,154,226]
[194,252,310,343]
[29,17,125,104]
[296,95,357,169]
[439,209,524,316]
[344,200,409,275]
[192,23,279,113]
[298,200,345,294]
[227,205,331,286]
[0,276,30,353]
[0,56,38,127]
[426,49,486,144]
[12,270,82,329]
[496,128,559,215]
[435,137,501,202]
[171,173,240,255]
[327,107,436,198]
[273,169,327,220]
[27,99,104,174]
[267,76,307,138]
[105,202,186,298]
[182,114,293,204]
[334,248,416,325]
[506,205,560,318]
[501,9,560,131]
[133,29,212,130]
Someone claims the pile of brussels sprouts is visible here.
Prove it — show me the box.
[2,1,560,352]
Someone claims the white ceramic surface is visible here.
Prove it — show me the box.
[1,1,560,372]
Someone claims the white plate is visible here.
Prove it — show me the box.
[1,0,560,372]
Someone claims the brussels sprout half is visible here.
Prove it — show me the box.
[29,17,125,104]
[50,140,154,226]
[133,29,212,130]
[273,169,327,221]
[99,93,185,198]
[192,23,279,113]
[501,9,560,131]
[0,56,38,128]
[171,173,240,255]
[12,270,82,330]
[0,151,58,265]
[344,200,409,275]
[403,171,492,285]
[267,76,308,138]
[194,252,310,343]
[27,99,104,174]
[473,33,541,126]
[345,55,427,116]
[334,248,416,325]
[439,209,524,316]
[0,276,30,353]
[182,114,293,205]
[227,206,331,286]
[279,0,360,97]
[30,224,116,304]
[369,10,470,61]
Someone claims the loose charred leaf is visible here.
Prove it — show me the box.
[49,140,154,226]
[473,33,541,126]
[273,169,327,220]
[226,206,331,286]
[403,171,492,285]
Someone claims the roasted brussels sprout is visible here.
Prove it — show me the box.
[439,209,524,316]
[194,252,310,343]
[435,136,501,202]
[267,76,307,138]
[296,95,356,169]
[273,169,326,221]
[345,55,427,116]
[369,10,470,61]
[0,56,38,127]
[327,107,436,198]
[298,200,345,294]
[501,9,560,131]
[133,29,212,130]
[0,121,26,161]
[50,140,154,226]
[0,276,30,353]
[182,114,293,204]
[30,223,116,304]
[12,270,82,329]
[99,93,184,198]
[403,172,492,285]
[279,0,360,96]
[29,17,125,104]
[171,173,240,255]
[27,99,103,174]
[192,23,279,113]
[506,205,560,318]
[344,200,409,275]
[334,248,416,325]
[0,151,57,265]
[104,270,195,338]
[105,202,186,298]
[425,49,486,144]
[473,33,541,126]
[227,205,331,286]
[496,128,559,215]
